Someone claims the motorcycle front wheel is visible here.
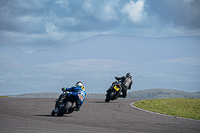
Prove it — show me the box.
[51,110,56,116]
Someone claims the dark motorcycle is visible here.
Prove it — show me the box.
[51,91,76,116]
[105,79,122,102]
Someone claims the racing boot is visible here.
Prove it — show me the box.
[118,93,126,98]
[74,107,80,111]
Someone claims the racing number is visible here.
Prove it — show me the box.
[78,94,84,101]
[114,86,119,91]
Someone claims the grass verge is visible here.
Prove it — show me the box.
[134,98,200,120]
[0,96,8,97]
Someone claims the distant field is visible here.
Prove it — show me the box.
[8,89,200,99]
[127,89,200,99]
[134,98,200,120]
[0,96,8,97]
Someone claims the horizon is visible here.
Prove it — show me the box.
[8,88,200,96]
[1,35,200,95]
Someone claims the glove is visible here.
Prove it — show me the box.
[62,87,66,91]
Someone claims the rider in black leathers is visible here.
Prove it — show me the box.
[115,73,133,98]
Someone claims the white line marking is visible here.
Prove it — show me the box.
[130,102,200,122]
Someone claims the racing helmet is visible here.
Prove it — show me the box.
[75,81,83,87]
[126,72,132,79]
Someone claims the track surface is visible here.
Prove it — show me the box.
[0,98,200,133]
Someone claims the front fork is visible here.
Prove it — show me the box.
[55,93,68,108]
[52,92,70,115]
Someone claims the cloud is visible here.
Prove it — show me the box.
[161,57,200,66]
[145,0,200,29]
[45,23,58,34]
[1,0,199,33]
[100,2,118,21]
[82,1,94,12]
[0,0,200,52]
[121,0,146,23]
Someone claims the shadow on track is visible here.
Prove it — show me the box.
[92,101,106,103]
[34,115,72,117]
[34,115,54,117]
[87,99,120,103]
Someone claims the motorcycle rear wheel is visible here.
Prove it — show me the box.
[105,91,115,102]
[57,101,72,116]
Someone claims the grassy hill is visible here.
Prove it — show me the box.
[10,92,105,98]
[9,89,200,99]
[11,92,60,98]
[134,98,200,120]
[127,89,200,99]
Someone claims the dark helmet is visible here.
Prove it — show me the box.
[126,73,132,79]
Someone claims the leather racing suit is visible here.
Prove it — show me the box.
[62,86,86,110]
[115,76,132,98]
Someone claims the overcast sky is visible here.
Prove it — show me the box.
[0,0,200,53]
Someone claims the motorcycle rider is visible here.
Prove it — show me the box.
[115,73,133,98]
[56,81,86,111]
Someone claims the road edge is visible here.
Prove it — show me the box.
[130,102,200,122]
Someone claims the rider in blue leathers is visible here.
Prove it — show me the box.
[57,81,86,111]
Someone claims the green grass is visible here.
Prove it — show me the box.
[0,96,8,97]
[134,98,200,120]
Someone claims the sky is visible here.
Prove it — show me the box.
[0,0,200,53]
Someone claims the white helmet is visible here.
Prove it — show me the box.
[75,81,83,87]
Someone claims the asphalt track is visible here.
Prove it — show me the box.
[0,98,200,133]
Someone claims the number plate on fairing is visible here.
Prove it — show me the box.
[114,86,120,91]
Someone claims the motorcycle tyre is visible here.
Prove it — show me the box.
[67,107,74,114]
[105,91,115,102]
[51,110,55,116]
[57,101,72,116]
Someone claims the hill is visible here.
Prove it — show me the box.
[10,89,200,99]
[11,92,105,99]
[11,93,60,98]
[127,89,200,99]
[1,34,200,95]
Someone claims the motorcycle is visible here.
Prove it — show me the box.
[105,79,122,102]
[51,91,76,116]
